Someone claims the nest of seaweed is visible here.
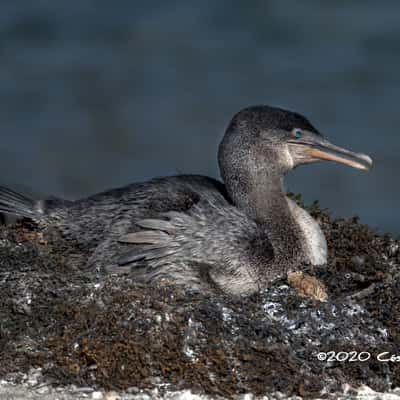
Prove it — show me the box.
[0,198,399,398]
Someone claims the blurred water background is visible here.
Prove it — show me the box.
[0,1,398,234]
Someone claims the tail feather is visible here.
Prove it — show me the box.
[0,186,41,220]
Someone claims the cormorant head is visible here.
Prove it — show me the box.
[219,105,372,188]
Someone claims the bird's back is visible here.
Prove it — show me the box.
[52,175,230,247]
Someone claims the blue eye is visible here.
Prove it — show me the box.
[294,130,302,139]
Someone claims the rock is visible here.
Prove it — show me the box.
[36,385,50,394]
[104,391,120,400]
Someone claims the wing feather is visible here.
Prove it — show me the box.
[118,230,171,244]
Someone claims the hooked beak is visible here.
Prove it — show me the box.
[288,136,373,171]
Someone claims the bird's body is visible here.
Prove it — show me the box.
[0,106,372,294]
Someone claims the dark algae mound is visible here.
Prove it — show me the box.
[0,199,399,398]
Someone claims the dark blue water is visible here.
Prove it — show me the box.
[0,1,399,234]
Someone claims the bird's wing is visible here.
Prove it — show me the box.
[117,216,183,265]
[116,210,206,266]
[113,198,274,294]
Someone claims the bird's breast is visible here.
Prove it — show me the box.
[286,198,328,266]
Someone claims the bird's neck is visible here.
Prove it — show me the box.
[229,173,288,222]
[228,173,307,265]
